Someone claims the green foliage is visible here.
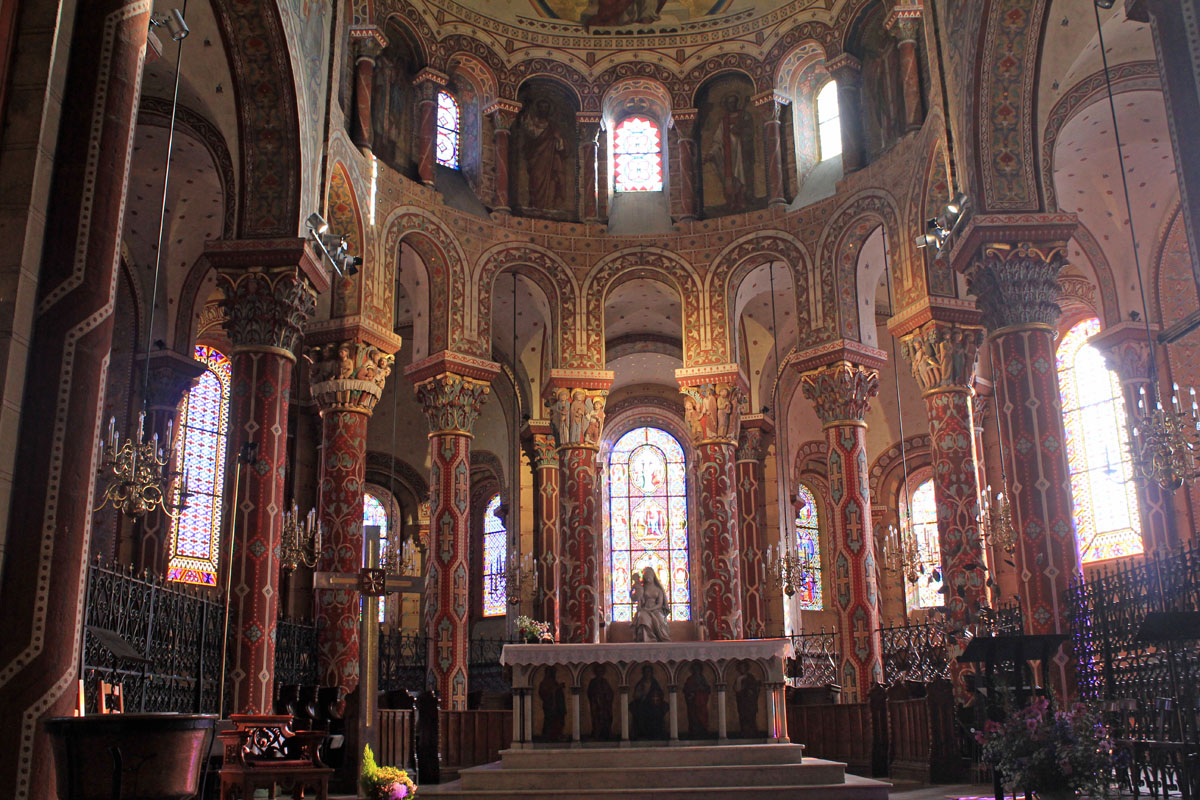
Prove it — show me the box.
[361,744,418,800]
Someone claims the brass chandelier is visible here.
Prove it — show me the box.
[765,542,820,599]
[281,502,322,572]
[489,550,536,607]
[96,413,190,518]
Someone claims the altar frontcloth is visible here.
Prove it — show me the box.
[501,638,793,749]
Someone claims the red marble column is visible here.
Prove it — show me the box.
[214,245,326,715]
[754,93,787,207]
[965,241,1081,697]
[135,350,206,575]
[413,69,448,186]
[1091,321,1177,553]
[547,372,612,643]
[308,337,398,692]
[736,415,774,638]
[488,103,519,214]
[897,316,989,699]
[350,46,380,151]
[827,54,865,173]
[798,347,886,702]
[674,109,699,222]
[678,367,747,640]
[524,420,561,636]
[578,114,602,223]
[886,13,924,131]
[406,353,499,710]
[0,4,150,795]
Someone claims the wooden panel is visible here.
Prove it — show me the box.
[438,709,513,777]
[887,697,930,782]
[378,709,414,770]
[785,702,874,776]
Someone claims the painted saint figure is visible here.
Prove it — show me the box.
[682,662,711,738]
[587,664,615,739]
[539,666,567,740]
[523,98,567,210]
[734,661,761,738]
[705,93,755,212]
[631,566,671,642]
[585,0,669,28]
[629,664,668,739]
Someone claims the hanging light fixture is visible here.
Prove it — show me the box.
[981,358,1018,555]
[96,7,191,520]
[764,540,820,599]
[1087,1,1200,490]
[281,502,322,572]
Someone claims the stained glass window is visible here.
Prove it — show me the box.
[608,427,690,621]
[166,345,232,586]
[482,494,506,617]
[794,484,823,611]
[363,492,390,623]
[613,116,664,193]
[1057,317,1143,562]
[817,81,842,161]
[436,91,460,169]
[904,480,943,610]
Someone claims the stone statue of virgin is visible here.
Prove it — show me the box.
[631,566,671,642]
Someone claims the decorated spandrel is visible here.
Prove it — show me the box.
[482,494,507,616]
[794,483,823,611]
[905,480,943,610]
[608,427,690,621]
[1057,317,1143,563]
[166,345,232,586]
[613,116,664,193]
[363,492,390,622]
[436,91,460,169]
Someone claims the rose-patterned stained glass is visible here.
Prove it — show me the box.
[167,346,231,586]
[1056,317,1143,563]
[794,484,823,611]
[904,480,943,610]
[613,116,664,192]
[482,494,506,617]
[363,493,389,622]
[608,427,690,621]
[436,91,460,169]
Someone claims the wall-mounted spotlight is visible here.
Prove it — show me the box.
[306,213,361,278]
[306,212,329,235]
[150,9,189,41]
[914,194,970,257]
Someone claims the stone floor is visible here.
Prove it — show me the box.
[319,781,999,799]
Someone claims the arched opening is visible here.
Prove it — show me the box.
[902,477,941,611]
[612,116,664,193]
[436,90,461,169]
[816,81,841,161]
[482,494,507,617]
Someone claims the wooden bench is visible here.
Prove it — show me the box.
[217,714,333,800]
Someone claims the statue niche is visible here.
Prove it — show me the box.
[855,11,907,160]
[370,26,418,177]
[697,73,766,217]
[511,80,579,220]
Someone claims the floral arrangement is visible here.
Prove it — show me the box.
[361,745,417,800]
[516,615,554,643]
[975,697,1119,798]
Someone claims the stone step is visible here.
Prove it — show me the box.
[421,772,891,800]
[498,743,809,770]
[460,758,847,791]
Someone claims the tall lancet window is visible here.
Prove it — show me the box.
[166,345,232,586]
[608,427,690,621]
[613,116,664,192]
[363,492,390,622]
[436,90,460,169]
[903,479,943,610]
[1056,317,1143,562]
[482,494,507,617]
[794,483,823,611]
[816,81,842,161]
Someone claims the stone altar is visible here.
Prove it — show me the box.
[500,639,792,748]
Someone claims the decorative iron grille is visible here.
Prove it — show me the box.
[275,616,319,687]
[787,629,840,687]
[879,620,950,685]
[380,631,427,693]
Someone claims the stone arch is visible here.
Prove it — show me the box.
[762,20,840,70]
[211,0,303,236]
[596,60,689,110]
[379,11,431,67]
[445,49,500,108]
[506,61,594,111]
[326,162,365,318]
[707,230,812,367]
[868,434,933,504]
[578,248,704,370]
[687,64,764,109]
[793,438,829,486]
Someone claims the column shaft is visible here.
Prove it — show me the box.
[413,70,447,186]
[754,94,786,206]
[735,423,770,638]
[0,3,149,796]
[887,16,924,131]
[528,428,561,635]
[559,445,602,642]
[489,104,518,214]
[351,54,376,150]
[578,116,601,223]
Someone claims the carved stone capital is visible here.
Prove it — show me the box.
[412,373,492,435]
[486,99,521,131]
[522,420,560,468]
[1089,320,1159,385]
[800,361,881,427]
[306,340,396,414]
[139,349,207,411]
[546,387,608,448]
[898,321,984,394]
[218,269,319,359]
[736,414,775,462]
[825,53,862,84]
[679,383,745,446]
[965,242,1068,333]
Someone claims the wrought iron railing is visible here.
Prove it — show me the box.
[380,631,427,693]
[275,615,320,687]
[787,629,840,687]
[879,620,950,685]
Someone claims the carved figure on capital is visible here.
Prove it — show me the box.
[799,362,880,426]
[899,323,984,393]
[549,387,607,446]
[681,383,744,442]
[413,373,492,434]
[736,423,772,462]
[307,340,397,414]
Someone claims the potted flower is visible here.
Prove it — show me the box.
[975,697,1119,799]
[516,615,554,644]
[361,745,417,800]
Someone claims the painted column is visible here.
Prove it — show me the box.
[896,314,988,699]
[488,102,519,214]
[798,346,886,702]
[413,68,449,186]
[546,371,613,643]
[827,54,865,173]
[308,335,399,692]
[0,4,151,795]
[753,92,788,207]
[405,353,500,710]
[736,414,774,638]
[524,420,561,636]
[885,10,924,131]
[674,109,699,222]
[1091,321,1177,553]
[964,240,1081,696]
[135,350,207,575]
[678,366,747,641]
[214,243,327,715]
[350,41,382,151]
[578,114,602,223]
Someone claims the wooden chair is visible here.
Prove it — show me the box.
[217,714,332,800]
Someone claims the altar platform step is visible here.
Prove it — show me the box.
[421,745,891,799]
